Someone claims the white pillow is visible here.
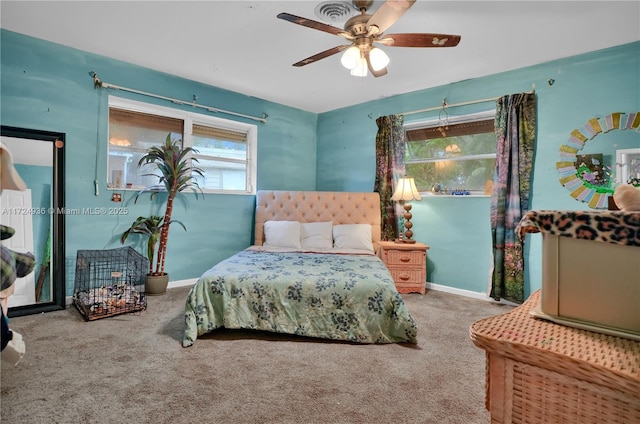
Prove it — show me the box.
[300,221,333,249]
[263,221,301,249]
[333,224,374,252]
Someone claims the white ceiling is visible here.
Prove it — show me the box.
[1,1,639,114]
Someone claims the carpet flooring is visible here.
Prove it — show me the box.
[1,286,511,424]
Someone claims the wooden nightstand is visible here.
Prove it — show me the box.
[378,241,429,294]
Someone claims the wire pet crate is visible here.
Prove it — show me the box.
[73,247,148,321]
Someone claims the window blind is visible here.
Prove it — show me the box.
[192,124,246,142]
[109,108,184,133]
[406,119,494,141]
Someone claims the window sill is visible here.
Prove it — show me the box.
[106,186,254,196]
[107,186,155,192]
[420,192,490,198]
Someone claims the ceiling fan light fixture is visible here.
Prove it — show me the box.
[369,47,390,71]
[278,1,461,78]
[350,56,368,77]
[341,45,361,70]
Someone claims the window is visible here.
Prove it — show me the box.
[404,111,496,194]
[107,96,257,194]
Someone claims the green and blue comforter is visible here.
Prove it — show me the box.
[183,249,418,347]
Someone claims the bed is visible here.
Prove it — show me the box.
[182,190,418,347]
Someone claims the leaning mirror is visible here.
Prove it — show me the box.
[1,126,65,317]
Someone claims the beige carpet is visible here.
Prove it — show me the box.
[1,286,511,424]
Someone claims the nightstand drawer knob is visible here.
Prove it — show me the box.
[399,274,410,281]
[400,256,411,263]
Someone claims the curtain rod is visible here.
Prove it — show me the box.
[90,71,268,124]
[402,87,536,117]
[403,96,499,116]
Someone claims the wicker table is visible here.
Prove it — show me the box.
[470,290,640,424]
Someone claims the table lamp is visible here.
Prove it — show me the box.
[391,177,422,243]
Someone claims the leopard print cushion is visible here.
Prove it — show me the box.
[517,210,640,247]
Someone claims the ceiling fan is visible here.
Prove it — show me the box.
[277,0,461,78]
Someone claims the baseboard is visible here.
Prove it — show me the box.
[426,282,492,302]
[168,278,198,289]
[169,280,493,297]
[65,280,498,306]
[427,283,520,306]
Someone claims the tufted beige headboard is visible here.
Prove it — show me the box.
[255,190,382,252]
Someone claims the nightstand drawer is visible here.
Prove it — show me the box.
[387,268,425,285]
[378,241,429,294]
[384,249,424,267]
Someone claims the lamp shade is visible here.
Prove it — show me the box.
[341,46,361,70]
[391,177,422,201]
[350,56,368,77]
[369,47,390,71]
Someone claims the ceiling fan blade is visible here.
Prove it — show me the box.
[292,45,350,67]
[379,33,461,47]
[277,12,347,37]
[367,0,416,34]
[365,52,388,78]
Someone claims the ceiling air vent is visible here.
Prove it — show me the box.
[314,1,356,23]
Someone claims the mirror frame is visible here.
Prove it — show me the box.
[2,125,66,317]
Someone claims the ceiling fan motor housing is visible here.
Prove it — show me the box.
[353,0,374,11]
[345,14,372,36]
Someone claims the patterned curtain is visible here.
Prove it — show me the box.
[374,115,406,241]
[490,93,537,303]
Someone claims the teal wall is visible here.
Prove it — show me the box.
[2,28,638,299]
[317,41,640,297]
[1,29,317,292]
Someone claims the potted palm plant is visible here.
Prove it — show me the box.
[120,215,186,295]
[121,134,204,295]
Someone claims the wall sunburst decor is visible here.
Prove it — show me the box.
[556,112,640,209]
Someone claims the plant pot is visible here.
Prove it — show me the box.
[146,273,169,296]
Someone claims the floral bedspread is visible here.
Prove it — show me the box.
[516,210,640,247]
[183,249,418,347]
